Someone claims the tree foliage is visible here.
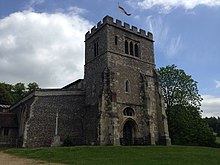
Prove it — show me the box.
[204,117,220,136]
[0,82,39,105]
[167,105,215,146]
[27,82,39,92]
[0,84,14,105]
[12,82,26,102]
[158,65,202,108]
[158,65,216,146]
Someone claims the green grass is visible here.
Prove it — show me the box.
[4,146,220,165]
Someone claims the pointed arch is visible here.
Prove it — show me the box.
[121,118,138,145]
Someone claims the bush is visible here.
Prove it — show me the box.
[63,136,73,146]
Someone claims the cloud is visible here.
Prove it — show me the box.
[67,6,88,15]
[166,34,182,57]
[201,95,220,117]
[26,0,45,9]
[129,0,220,13]
[146,16,168,44]
[215,80,220,88]
[134,15,140,20]
[0,10,93,88]
[146,16,182,57]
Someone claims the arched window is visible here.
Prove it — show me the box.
[125,40,128,54]
[125,80,130,93]
[130,42,133,55]
[123,107,134,116]
[135,44,138,57]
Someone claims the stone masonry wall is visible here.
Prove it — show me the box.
[23,92,85,147]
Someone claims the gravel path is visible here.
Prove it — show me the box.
[0,152,64,165]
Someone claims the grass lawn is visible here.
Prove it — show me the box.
[4,146,220,165]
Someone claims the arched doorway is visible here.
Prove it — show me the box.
[122,120,137,145]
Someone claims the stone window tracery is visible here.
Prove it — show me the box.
[125,39,140,58]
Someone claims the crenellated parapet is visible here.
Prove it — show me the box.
[85,15,153,41]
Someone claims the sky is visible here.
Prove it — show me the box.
[0,0,220,117]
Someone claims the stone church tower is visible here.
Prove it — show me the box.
[84,16,171,145]
[1,15,170,147]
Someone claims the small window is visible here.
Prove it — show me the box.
[94,43,97,57]
[130,42,133,55]
[94,42,99,57]
[125,40,128,54]
[124,107,134,116]
[115,36,118,45]
[96,42,99,56]
[125,80,130,93]
[135,44,138,57]
[3,128,9,136]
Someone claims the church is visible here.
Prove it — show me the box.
[0,15,171,147]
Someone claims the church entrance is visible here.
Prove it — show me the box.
[122,120,136,145]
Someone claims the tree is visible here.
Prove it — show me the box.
[0,82,40,105]
[158,65,215,146]
[0,85,14,105]
[158,65,202,108]
[167,105,215,146]
[12,82,26,102]
[27,82,39,92]
[204,117,220,136]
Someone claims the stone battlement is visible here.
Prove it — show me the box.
[85,15,153,40]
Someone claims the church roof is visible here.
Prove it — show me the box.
[62,79,84,90]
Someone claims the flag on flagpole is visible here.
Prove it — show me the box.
[118,4,131,16]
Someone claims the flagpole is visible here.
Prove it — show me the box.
[117,2,120,20]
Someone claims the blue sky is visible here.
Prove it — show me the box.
[0,0,220,117]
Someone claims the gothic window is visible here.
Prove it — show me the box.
[130,42,133,55]
[125,80,130,93]
[124,107,134,116]
[125,40,128,54]
[115,36,118,45]
[135,44,139,57]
